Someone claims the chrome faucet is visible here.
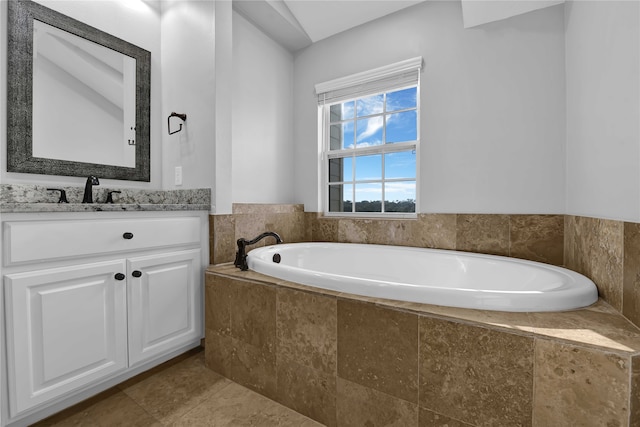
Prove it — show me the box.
[234,231,283,271]
[82,176,100,203]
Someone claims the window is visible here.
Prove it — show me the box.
[316,58,421,216]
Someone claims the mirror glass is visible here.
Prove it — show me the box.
[7,0,151,181]
[33,20,137,168]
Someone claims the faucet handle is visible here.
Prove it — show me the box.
[47,188,68,203]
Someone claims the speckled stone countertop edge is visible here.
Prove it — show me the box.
[0,184,211,212]
[0,203,211,213]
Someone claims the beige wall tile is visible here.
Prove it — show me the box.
[266,211,306,244]
[205,274,233,336]
[632,355,640,427]
[533,340,631,427]
[205,329,277,401]
[213,209,637,333]
[205,275,278,399]
[206,274,277,350]
[510,214,564,265]
[411,214,457,249]
[233,203,303,215]
[456,214,510,256]
[418,408,475,427]
[230,336,278,400]
[277,287,337,374]
[337,218,372,243]
[235,213,268,247]
[312,216,339,242]
[564,215,577,268]
[311,214,457,250]
[337,299,419,403]
[624,222,640,328]
[205,266,640,427]
[209,205,308,266]
[337,218,416,246]
[205,328,234,378]
[276,359,337,427]
[367,219,413,246]
[590,218,624,311]
[303,212,316,241]
[207,335,277,400]
[210,214,236,264]
[419,316,534,426]
[230,279,276,351]
[564,216,624,311]
[336,378,418,427]
[275,288,338,425]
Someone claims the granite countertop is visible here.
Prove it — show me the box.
[0,184,211,213]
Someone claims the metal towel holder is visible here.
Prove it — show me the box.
[168,112,187,135]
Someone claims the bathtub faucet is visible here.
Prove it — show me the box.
[234,231,283,271]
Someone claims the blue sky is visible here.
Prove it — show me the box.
[330,87,417,203]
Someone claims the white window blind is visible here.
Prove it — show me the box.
[315,56,423,105]
[317,57,422,217]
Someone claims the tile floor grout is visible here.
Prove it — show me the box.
[32,347,323,427]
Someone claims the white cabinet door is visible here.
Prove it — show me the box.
[4,260,128,416]
[127,249,202,366]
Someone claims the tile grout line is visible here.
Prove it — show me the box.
[531,338,538,427]
[168,379,236,426]
[416,315,420,426]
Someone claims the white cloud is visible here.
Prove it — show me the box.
[357,94,384,116]
[356,116,383,143]
[352,181,415,202]
[384,181,416,201]
[355,140,382,148]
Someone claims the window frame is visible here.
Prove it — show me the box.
[319,83,420,218]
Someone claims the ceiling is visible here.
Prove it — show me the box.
[232,0,427,52]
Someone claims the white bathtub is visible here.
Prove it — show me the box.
[247,242,598,312]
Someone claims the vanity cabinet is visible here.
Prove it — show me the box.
[4,261,129,415]
[127,249,201,366]
[1,211,207,424]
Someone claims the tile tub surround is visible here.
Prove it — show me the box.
[0,183,211,212]
[565,216,640,330]
[211,210,564,266]
[205,265,640,427]
[209,203,309,265]
[211,208,640,330]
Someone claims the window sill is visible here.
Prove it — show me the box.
[322,212,418,220]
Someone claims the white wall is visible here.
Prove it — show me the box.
[214,0,233,214]
[565,0,640,222]
[5,0,638,221]
[160,0,215,192]
[231,11,295,204]
[461,0,565,28]
[294,1,567,214]
[0,0,295,209]
[0,0,163,189]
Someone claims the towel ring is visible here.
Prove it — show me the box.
[168,112,187,135]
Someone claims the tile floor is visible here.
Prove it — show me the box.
[33,348,323,426]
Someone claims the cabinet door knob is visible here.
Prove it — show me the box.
[132,270,142,278]
[123,232,134,239]
[114,273,126,281]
